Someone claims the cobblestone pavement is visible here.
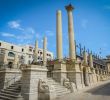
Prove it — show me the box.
[55,80,110,100]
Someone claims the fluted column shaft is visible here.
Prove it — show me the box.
[56,10,63,60]
[43,37,47,66]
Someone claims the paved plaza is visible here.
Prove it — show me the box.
[54,80,110,100]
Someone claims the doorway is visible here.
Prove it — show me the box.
[8,62,13,68]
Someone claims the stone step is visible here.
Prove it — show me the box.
[1,90,19,96]
[47,78,71,97]
[56,91,70,97]
[0,92,18,98]
[8,86,19,89]
[55,89,69,93]
[4,88,20,93]
[55,87,68,90]
[10,84,21,87]
[11,83,21,85]
[54,86,68,89]
[0,95,13,100]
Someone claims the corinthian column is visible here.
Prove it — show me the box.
[43,37,47,66]
[65,4,76,60]
[56,10,63,60]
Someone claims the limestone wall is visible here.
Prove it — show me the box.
[0,68,21,90]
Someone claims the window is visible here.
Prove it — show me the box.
[40,52,42,55]
[28,60,31,64]
[29,55,31,58]
[22,48,24,52]
[0,42,1,46]
[8,52,15,57]
[29,49,32,52]
[11,46,14,49]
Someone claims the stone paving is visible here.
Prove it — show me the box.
[54,80,110,100]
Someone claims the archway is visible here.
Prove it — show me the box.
[8,62,13,68]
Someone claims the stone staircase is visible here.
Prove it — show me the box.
[0,80,21,100]
[0,78,71,100]
[47,78,71,97]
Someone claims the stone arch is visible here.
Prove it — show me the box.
[8,62,13,68]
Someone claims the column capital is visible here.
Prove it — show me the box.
[65,4,74,11]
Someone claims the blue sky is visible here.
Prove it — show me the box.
[0,0,110,58]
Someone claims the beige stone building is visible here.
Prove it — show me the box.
[0,40,53,68]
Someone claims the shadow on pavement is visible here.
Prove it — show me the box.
[85,83,110,96]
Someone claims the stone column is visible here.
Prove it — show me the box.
[43,37,47,66]
[89,53,93,67]
[83,51,88,65]
[33,40,38,63]
[65,4,76,60]
[88,53,96,83]
[56,10,63,60]
[53,10,67,85]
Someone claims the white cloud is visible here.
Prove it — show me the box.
[81,19,88,29]
[1,32,34,41]
[25,27,35,34]
[3,20,44,46]
[45,30,54,36]
[1,32,16,38]
[8,20,24,30]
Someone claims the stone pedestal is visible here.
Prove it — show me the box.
[88,67,94,85]
[82,66,90,87]
[21,65,48,100]
[66,61,83,90]
[53,60,67,85]
[91,68,97,83]
[0,68,21,90]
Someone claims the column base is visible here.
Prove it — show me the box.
[53,60,67,85]
[21,64,48,100]
[66,61,83,90]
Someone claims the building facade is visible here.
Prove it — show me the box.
[0,40,53,68]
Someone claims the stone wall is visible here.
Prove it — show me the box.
[0,68,21,89]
